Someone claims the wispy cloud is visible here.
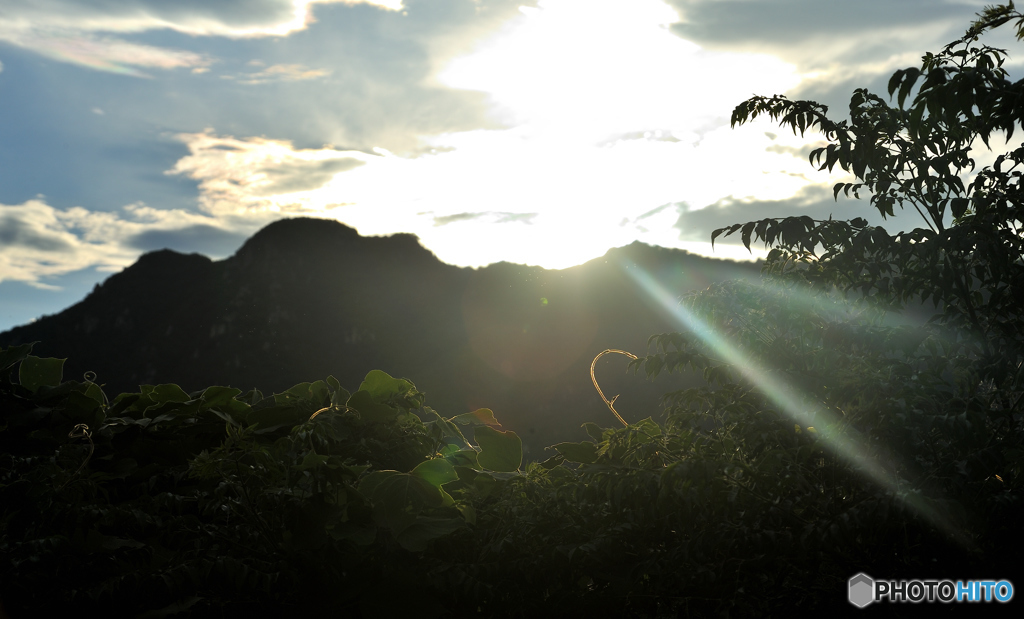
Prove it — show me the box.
[433,211,539,227]
[0,200,257,287]
[0,27,209,77]
[0,1,401,75]
[166,130,377,215]
[0,1,403,38]
[226,62,332,85]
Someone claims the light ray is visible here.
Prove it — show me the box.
[625,263,972,548]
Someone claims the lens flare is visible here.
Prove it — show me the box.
[623,262,971,547]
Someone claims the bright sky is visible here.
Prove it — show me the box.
[0,0,1005,330]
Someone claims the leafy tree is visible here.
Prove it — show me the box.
[636,0,1024,586]
[721,2,1024,387]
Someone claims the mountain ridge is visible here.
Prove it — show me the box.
[0,217,761,453]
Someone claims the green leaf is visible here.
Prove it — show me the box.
[325,375,350,406]
[582,422,607,442]
[358,369,414,401]
[898,67,921,108]
[347,389,397,423]
[475,426,522,472]
[372,473,443,511]
[198,386,249,418]
[64,390,104,422]
[309,380,331,406]
[711,228,725,248]
[19,355,64,393]
[552,441,599,464]
[538,454,565,469]
[740,222,756,251]
[629,417,662,440]
[358,470,401,498]
[411,459,458,488]
[76,382,106,407]
[141,384,190,405]
[424,408,469,447]
[951,197,969,219]
[277,382,313,403]
[444,449,479,468]
[457,503,476,525]
[453,465,481,484]
[449,408,500,426]
[0,343,34,376]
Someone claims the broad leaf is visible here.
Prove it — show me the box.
[449,408,500,426]
[358,369,414,401]
[347,389,397,423]
[475,426,522,472]
[0,343,33,376]
[19,355,64,393]
[411,459,458,488]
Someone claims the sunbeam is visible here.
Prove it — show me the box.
[624,262,973,548]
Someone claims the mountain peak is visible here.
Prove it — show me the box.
[234,217,360,258]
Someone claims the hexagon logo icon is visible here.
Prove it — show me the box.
[848,573,874,608]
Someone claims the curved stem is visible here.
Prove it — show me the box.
[590,349,638,427]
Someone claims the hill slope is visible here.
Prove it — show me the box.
[0,217,761,453]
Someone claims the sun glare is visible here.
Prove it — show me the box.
[168,0,837,270]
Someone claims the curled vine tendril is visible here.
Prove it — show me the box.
[58,424,95,490]
[82,370,111,408]
[590,349,637,427]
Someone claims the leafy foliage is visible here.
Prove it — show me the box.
[0,343,519,615]
[722,4,1024,385]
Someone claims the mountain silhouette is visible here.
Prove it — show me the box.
[0,217,761,455]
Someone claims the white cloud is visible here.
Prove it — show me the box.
[0,1,400,75]
[0,199,252,286]
[166,130,379,216]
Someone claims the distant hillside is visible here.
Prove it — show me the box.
[0,217,761,455]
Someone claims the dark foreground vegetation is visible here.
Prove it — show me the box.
[3,5,1024,616]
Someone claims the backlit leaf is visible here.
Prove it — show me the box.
[552,441,599,464]
[19,355,64,393]
[412,459,458,488]
[475,426,523,472]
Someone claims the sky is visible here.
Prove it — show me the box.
[0,0,1014,331]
